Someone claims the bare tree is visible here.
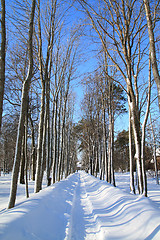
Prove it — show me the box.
[143,0,160,110]
[35,0,58,192]
[8,0,36,209]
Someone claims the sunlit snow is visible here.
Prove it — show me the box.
[0,171,160,239]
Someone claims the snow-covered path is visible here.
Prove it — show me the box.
[0,171,160,240]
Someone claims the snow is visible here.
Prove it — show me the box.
[0,171,160,239]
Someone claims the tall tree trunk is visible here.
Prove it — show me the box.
[52,98,58,183]
[39,106,47,189]
[150,113,159,184]
[46,76,51,186]
[20,137,25,184]
[129,106,135,194]
[8,0,36,209]
[99,141,104,180]
[34,0,45,193]
[25,115,29,198]
[56,94,62,181]
[111,113,115,186]
[35,82,45,193]
[50,103,55,181]
[57,102,67,181]
[141,54,151,197]
[129,97,143,194]
[94,143,98,177]
[65,125,71,178]
[108,80,115,185]
[29,113,36,181]
[102,105,108,182]
[0,0,6,131]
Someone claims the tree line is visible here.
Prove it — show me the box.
[1,0,80,209]
[74,0,160,196]
[0,0,159,209]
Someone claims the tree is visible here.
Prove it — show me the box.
[114,130,130,172]
[0,115,18,174]
[8,0,36,209]
[143,0,160,111]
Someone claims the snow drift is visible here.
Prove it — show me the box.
[0,171,160,240]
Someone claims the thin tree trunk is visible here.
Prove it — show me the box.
[65,126,71,178]
[94,143,98,177]
[50,103,55,181]
[111,113,115,186]
[20,137,25,184]
[99,142,103,180]
[34,0,46,193]
[46,76,51,186]
[57,106,66,181]
[39,106,47,189]
[141,54,151,197]
[131,106,143,194]
[25,115,29,198]
[150,113,159,184]
[56,94,62,181]
[108,80,113,184]
[35,83,45,193]
[129,106,135,194]
[102,106,108,182]
[0,0,6,131]
[52,98,58,183]
[29,113,36,181]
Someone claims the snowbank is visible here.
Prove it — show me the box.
[0,171,160,239]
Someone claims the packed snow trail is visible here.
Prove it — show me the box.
[0,171,160,240]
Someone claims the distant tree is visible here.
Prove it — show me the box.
[114,130,130,172]
[77,68,126,183]
[0,115,18,173]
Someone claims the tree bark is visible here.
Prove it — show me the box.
[141,54,151,196]
[35,0,45,193]
[24,115,29,198]
[35,82,45,193]
[150,113,159,185]
[129,106,135,194]
[20,137,25,184]
[0,0,6,131]
[29,113,36,181]
[52,98,58,183]
[102,106,108,182]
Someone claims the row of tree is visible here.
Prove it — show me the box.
[75,68,126,184]
[73,0,160,196]
[0,0,81,209]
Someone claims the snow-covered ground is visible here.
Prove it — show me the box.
[0,171,160,239]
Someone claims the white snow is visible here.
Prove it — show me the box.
[0,171,160,239]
